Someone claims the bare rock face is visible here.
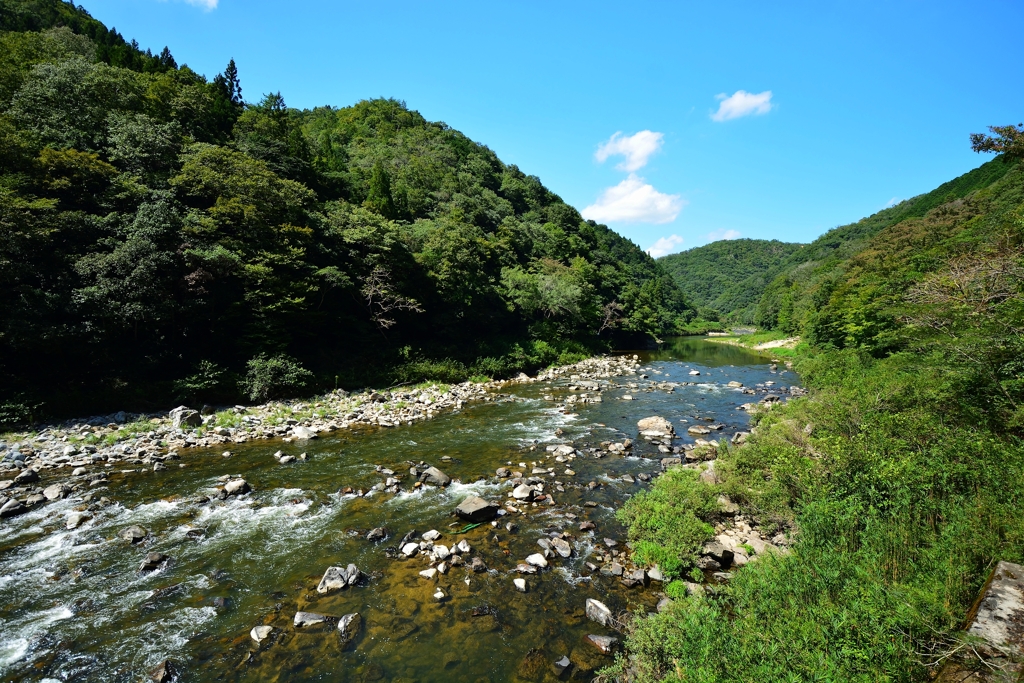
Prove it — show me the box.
[637,416,674,436]
[455,495,498,522]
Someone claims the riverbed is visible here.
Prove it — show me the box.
[0,338,798,683]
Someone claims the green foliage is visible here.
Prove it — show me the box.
[240,353,314,402]
[0,0,694,418]
[172,360,225,403]
[616,468,717,578]
[659,239,805,324]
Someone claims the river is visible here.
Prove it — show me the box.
[0,338,797,683]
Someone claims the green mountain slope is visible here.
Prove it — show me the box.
[612,151,1024,680]
[753,158,1015,333]
[0,0,693,420]
[658,238,804,323]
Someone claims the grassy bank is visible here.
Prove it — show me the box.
[606,346,1024,682]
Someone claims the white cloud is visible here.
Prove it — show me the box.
[706,229,742,242]
[582,174,685,225]
[647,235,685,258]
[183,0,218,10]
[884,197,902,208]
[595,130,664,172]
[711,90,773,122]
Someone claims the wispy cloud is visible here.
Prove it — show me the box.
[884,197,902,208]
[582,174,685,225]
[183,0,218,10]
[711,90,773,122]
[706,229,742,242]
[595,130,664,172]
[647,235,685,258]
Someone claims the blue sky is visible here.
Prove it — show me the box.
[81,0,1024,255]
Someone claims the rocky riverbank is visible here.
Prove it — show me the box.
[0,355,644,520]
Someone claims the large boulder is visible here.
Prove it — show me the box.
[455,495,498,522]
[13,468,39,484]
[317,564,361,594]
[585,598,613,626]
[170,406,202,430]
[419,467,450,487]
[43,483,69,501]
[701,541,734,568]
[250,625,274,644]
[512,484,535,501]
[337,613,360,643]
[223,479,250,496]
[293,611,328,627]
[637,416,674,436]
[121,525,148,544]
[290,425,317,440]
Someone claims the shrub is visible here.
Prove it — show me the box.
[239,354,314,402]
[172,360,225,403]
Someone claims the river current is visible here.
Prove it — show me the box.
[0,338,797,682]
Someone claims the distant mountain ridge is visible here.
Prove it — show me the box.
[658,238,804,323]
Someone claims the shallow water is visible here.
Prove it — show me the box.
[0,338,797,683]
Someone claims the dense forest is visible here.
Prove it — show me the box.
[0,0,696,421]
[658,238,804,324]
[611,133,1024,680]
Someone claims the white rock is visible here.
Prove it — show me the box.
[513,578,527,592]
[421,529,441,541]
[401,542,419,557]
[250,625,273,643]
[525,553,548,568]
[419,568,438,580]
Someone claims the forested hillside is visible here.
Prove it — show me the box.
[0,0,694,421]
[658,238,803,323]
[611,135,1024,680]
[753,157,1015,335]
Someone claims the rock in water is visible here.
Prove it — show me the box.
[419,466,451,486]
[290,425,317,439]
[293,611,328,627]
[511,484,535,501]
[366,527,387,542]
[250,625,274,644]
[43,483,69,501]
[121,525,147,544]
[149,660,178,682]
[514,578,527,592]
[224,479,250,496]
[551,538,573,558]
[14,468,39,484]
[525,553,548,568]
[337,613,360,642]
[169,406,202,429]
[66,511,90,529]
[455,495,499,522]
[552,655,572,678]
[421,529,442,541]
[585,634,618,653]
[317,564,361,594]
[637,416,674,436]
[585,598,613,626]
[140,552,169,571]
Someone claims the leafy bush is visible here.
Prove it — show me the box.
[616,468,717,578]
[172,360,226,403]
[239,354,314,402]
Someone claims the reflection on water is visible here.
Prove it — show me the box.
[0,338,797,682]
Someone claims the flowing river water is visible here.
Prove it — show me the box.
[0,338,798,683]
